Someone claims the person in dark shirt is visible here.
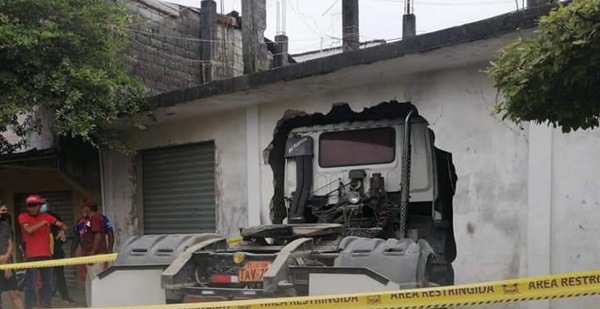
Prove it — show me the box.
[40,199,75,305]
[0,201,24,309]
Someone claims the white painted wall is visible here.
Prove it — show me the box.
[548,128,600,309]
[101,61,600,309]
[102,108,248,249]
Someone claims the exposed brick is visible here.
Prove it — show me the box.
[124,1,242,95]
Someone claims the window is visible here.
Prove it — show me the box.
[319,127,396,168]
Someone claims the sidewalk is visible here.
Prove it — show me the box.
[1,287,86,308]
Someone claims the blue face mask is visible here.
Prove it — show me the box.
[40,204,48,213]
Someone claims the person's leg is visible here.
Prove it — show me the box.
[6,270,24,309]
[85,264,92,307]
[23,267,38,309]
[0,274,5,309]
[40,266,53,308]
[35,272,42,308]
[85,263,104,307]
[54,265,71,301]
[9,290,24,309]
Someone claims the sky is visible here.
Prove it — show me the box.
[161,0,524,54]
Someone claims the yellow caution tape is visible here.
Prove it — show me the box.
[50,268,600,309]
[0,237,242,270]
[0,253,117,270]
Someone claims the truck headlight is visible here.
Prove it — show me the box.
[347,192,361,204]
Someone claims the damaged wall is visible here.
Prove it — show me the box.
[102,63,530,287]
[256,63,529,287]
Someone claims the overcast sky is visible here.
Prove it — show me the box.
[161,0,523,54]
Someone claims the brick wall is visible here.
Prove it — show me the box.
[125,0,243,96]
[213,24,244,79]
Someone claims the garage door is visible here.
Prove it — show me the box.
[141,142,216,234]
[14,191,77,288]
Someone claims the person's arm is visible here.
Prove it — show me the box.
[0,239,13,264]
[21,221,48,234]
[45,214,68,241]
[105,216,115,252]
[2,238,14,278]
[53,221,68,241]
[53,220,68,231]
[108,233,115,252]
[71,232,80,256]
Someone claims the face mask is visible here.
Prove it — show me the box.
[40,204,48,213]
[0,213,10,222]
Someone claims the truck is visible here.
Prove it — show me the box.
[161,100,458,303]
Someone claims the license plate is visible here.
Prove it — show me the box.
[238,261,271,282]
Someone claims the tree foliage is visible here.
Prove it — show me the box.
[487,0,600,132]
[0,0,150,154]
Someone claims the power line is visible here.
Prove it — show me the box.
[288,0,324,38]
[322,0,341,17]
[125,26,325,44]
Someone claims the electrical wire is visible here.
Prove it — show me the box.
[287,0,324,38]
[322,0,341,17]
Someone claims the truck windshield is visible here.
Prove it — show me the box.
[319,127,396,168]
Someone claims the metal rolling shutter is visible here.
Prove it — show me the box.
[141,142,216,235]
[15,191,77,288]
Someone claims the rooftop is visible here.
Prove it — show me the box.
[146,3,556,113]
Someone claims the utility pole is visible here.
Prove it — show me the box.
[242,0,268,74]
[342,0,359,52]
[402,0,416,39]
[199,0,216,82]
[274,0,289,68]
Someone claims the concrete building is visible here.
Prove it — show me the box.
[98,4,598,309]
[0,0,250,290]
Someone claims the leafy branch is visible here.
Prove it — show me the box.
[0,0,151,154]
[486,0,600,133]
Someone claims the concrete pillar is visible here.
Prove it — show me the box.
[200,0,216,82]
[524,123,553,309]
[273,34,289,68]
[242,0,269,74]
[342,0,359,52]
[402,14,416,39]
[246,105,261,227]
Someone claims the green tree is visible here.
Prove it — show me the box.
[487,0,600,132]
[0,0,150,154]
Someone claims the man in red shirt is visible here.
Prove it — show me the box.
[77,198,108,307]
[18,194,68,309]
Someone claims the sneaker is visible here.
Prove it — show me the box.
[62,298,75,305]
